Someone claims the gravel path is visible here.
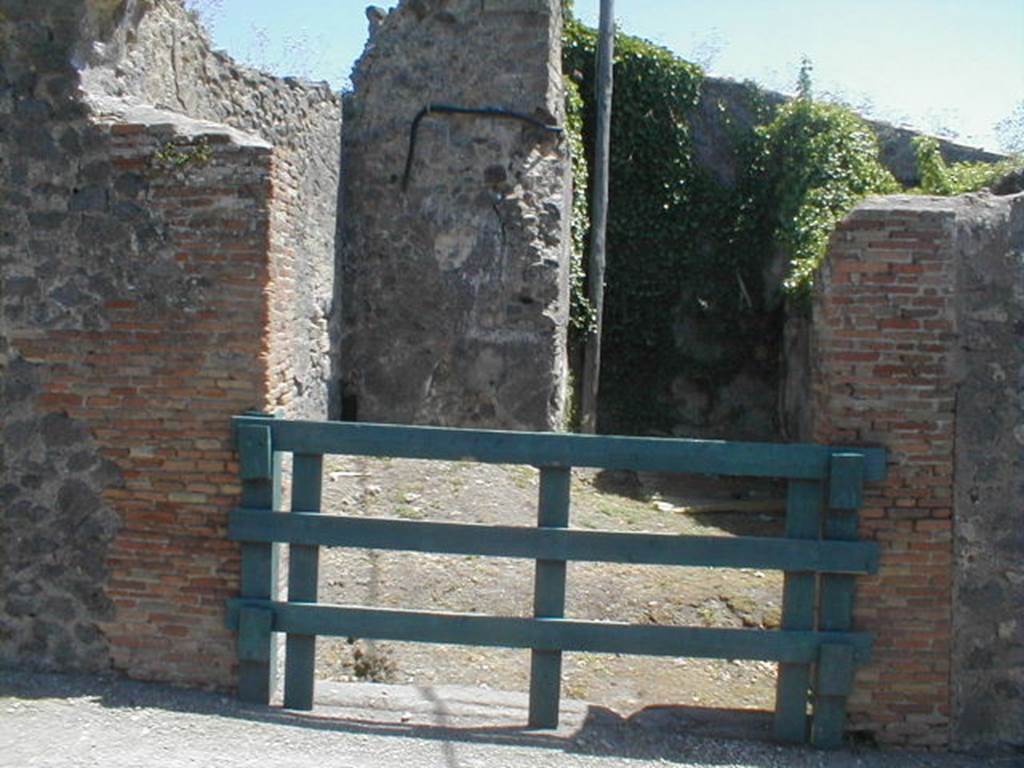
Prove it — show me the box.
[0,670,1013,768]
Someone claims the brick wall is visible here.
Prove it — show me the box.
[811,193,1024,750]
[811,198,958,747]
[100,123,277,685]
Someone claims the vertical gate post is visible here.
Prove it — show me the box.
[773,479,823,743]
[236,414,282,703]
[284,453,324,710]
[528,465,572,728]
[812,453,864,748]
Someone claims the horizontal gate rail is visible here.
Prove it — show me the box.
[229,509,880,573]
[226,601,874,663]
[232,415,887,480]
[228,414,886,748]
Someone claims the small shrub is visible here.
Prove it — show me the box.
[151,137,213,173]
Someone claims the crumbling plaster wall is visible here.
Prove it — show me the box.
[340,0,571,430]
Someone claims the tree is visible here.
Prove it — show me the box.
[796,55,813,100]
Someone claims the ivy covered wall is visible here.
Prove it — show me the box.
[564,17,1016,439]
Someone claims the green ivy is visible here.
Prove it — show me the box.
[735,99,899,303]
[564,73,595,335]
[562,15,1010,436]
[912,135,1021,195]
[564,19,712,433]
[151,137,213,172]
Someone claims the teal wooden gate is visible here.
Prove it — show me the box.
[227,413,884,748]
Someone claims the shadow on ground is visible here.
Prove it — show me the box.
[592,469,785,538]
[1,669,796,766]
[6,670,1017,767]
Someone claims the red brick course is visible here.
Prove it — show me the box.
[812,203,957,747]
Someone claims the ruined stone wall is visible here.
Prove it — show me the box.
[0,0,336,685]
[692,77,1004,192]
[810,193,1024,750]
[949,194,1024,752]
[80,0,342,419]
[7,117,277,686]
[1,0,129,675]
[340,0,571,430]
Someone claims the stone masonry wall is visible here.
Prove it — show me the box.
[637,78,1004,444]
[810,193,1024,750]
[80,0,342,419]
[1,0,118,673]
[1,0,337,686]
[692,77,1005,192]
[340,0,571,430]
[948,194,1024,751]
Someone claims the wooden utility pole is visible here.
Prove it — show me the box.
[580,0,614,434]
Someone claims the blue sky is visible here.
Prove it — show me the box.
[190,0,1024,152]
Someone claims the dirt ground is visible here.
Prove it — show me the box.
[285,456,787,717]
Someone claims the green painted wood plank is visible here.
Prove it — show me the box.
[774,479,823,744]
[228,511,880,574]
[811,702,848,749]
[819,571,856,631]
[237,424,272,480]
[815,644,855,697]
[236,417,279,705]
[529,467,571,728]
[237,606,274,703]
[231,415,887,481]
[828,453,865,510]
[238,606,274,662]
[235,606,274,708]
[831,446,886,482]
[813,477,863,750]
[284,453,323,712]
[225,600,874,662]
[811,644,856,749]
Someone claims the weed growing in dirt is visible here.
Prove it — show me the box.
[351,641,397,682]
[395,505,426,520]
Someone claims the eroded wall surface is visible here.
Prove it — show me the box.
[949,194,1024,752]
[2,0,132,675]
[340,0,571,430]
